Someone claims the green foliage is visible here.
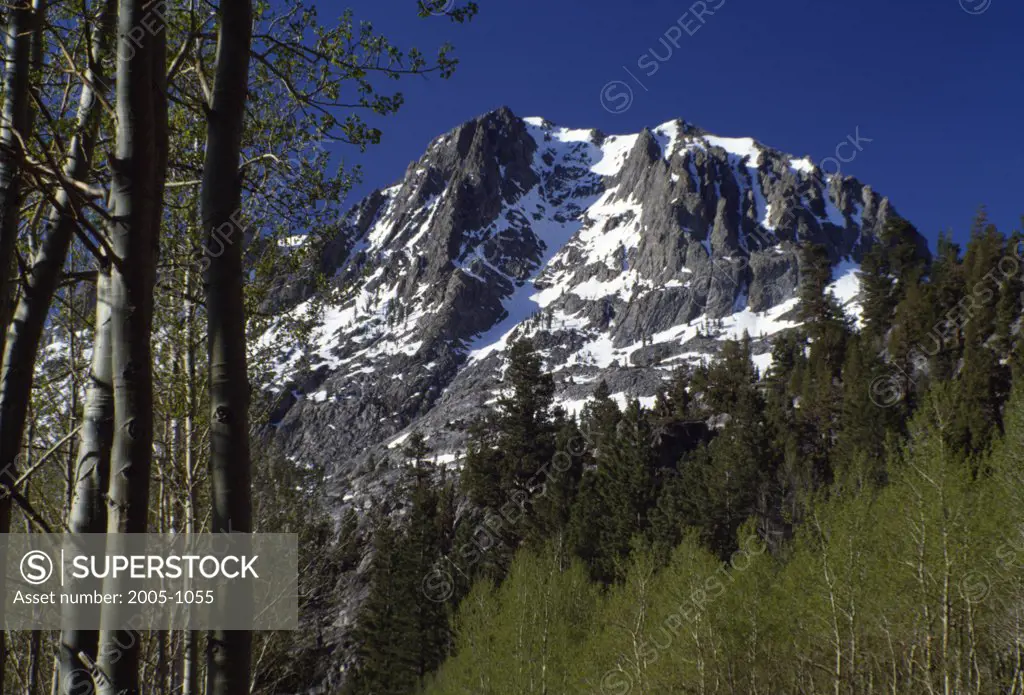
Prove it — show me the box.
[858,216,926,341]
[798,242,850,365]
[346,442,453,694]
[577,401,660,581]
[462,338,558,567]
[425,380,1024,695]
[422,544,600,695]
[527,415,586,543]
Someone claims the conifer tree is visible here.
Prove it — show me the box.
[683,338,779,556]
[568,463,611,580]
[691,334,759,414]
[347,434,456,692]
[346,517,417,695]
[859,217,926,343]
[924,231,968,379]
[798,243,835,332]
[993,233,1022,355]
[591,401,660,580]
[952,337,1005,458]
[528,414,586,544]
[833,334,899,487]
[858,241,895,344]
[337,508,363,571]
[463,337,557,559]
[403,469,452,682]
[581,379,622,452]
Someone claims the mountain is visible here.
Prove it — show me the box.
[258,105,927,499]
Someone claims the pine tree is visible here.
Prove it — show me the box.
[938,219,1014,459]
[993,234,1022,355]
[581,379,622,451]
[858,248,891,344]
[663,367,693,418]
[858,216,926,343]
[402,430,432,472]
[401,461,451,681]
[833,334,900,488]
[952,337,1006,459]
[528,414,586,544]
[592,400,660,580]
[683,338,779,556]
[568,464,609,581]
[798,243,835,332]
[462,338,557,560]
[927,231,967,380]
[346,517,418,695]
[888,278,939,399]
[691,334,759,414]
[337,508,362,571]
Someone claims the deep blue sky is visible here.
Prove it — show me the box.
[333,0,1022,249]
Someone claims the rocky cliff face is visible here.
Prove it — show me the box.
[259,106,924,506]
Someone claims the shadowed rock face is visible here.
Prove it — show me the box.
[260,106,927,506]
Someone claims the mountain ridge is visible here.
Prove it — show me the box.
[259,105,928,494]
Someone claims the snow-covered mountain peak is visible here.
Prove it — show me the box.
[261,106,923,484]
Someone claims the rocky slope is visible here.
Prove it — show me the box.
[259,106,925,505]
